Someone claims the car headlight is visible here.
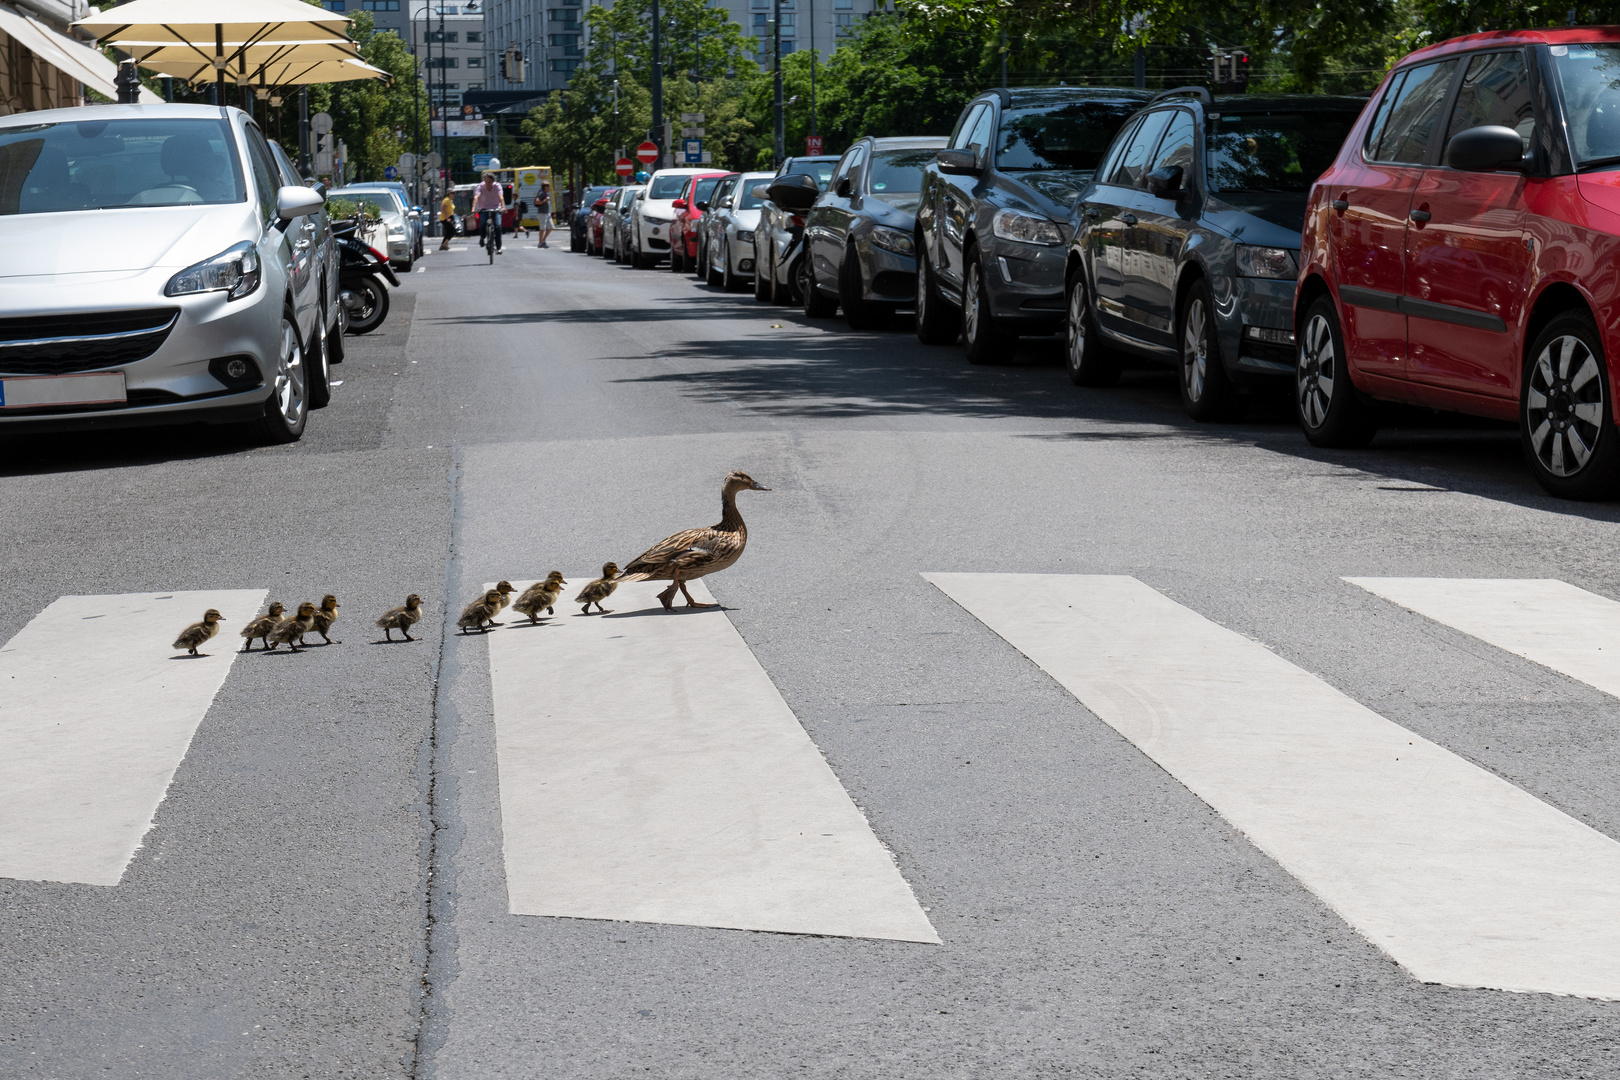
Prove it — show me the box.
[1235,246,1299,279]
[870,227,914,255]
[992,208,1062,246]
[736,229,755,243]
[165,241,261,300]
[643,214,671,225]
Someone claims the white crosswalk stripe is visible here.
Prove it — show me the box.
[926,572,1620,1000]
[0,590,266,886]
[1348,577,1620,699]
[482,577,939,943]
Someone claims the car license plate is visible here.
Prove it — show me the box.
[0,372,127,409]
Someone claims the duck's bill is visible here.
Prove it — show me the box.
[750,483,772,491]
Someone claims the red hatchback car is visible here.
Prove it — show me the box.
[668,171,728,274]
[1298,27,1620,497]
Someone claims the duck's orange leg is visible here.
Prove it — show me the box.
[678,575,717,608]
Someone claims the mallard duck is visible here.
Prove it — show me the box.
[458,589,504,633]
[310,594,341,645]
[617,471,770,609]
[173,608,225,655]
[266,602,317,653]
[238,602,285,652]
[377,594,424,641]
[575,562,620,614]
[513,572,567,623]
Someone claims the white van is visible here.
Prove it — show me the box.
[629,167,716,268]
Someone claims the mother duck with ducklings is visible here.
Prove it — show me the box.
[617,470,770,610]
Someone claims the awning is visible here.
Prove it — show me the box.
[0,6,161,103]
[75,0,352,47]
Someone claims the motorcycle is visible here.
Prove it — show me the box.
[333,217,400,335]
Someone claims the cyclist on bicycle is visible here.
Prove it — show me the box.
[472,171,505,254]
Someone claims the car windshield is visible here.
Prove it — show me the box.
[1547,43,1620,166]
[737,179,767,209]
[1205,110,1361,193]
[867,149,933,194]
[693,177,722,203]
[0,117,245,214]
[334,190,401,217]
[784,159,836,188]
[649,174,690,198]
[996,101,1141,171]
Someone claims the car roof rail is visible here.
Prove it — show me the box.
[1147,85,1213,106]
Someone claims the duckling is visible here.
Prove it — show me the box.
[238,601,285,652]
[173,608,225,656]
[489,580,516,625]
[376,594,424,641]
[310,594,341,645]
[575,562,620,614]
[512,572,567,623]
[266,602,318,652]
[458,589,504,633]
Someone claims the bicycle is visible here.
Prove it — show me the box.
[478,209,501,264]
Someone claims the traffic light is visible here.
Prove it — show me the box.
[1211,48,1250,91]
[505,47,525,82]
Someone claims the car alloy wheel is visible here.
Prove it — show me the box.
[914,246,958,345]
[1177,280,1238,421]
[308,302,332,409]
[275,314,307,427]
[1182,296,1209,403]
[1065,271,1118,387]
[962,252,1008,365]
[1527,330,1605,478]
[1298,311,1336,429]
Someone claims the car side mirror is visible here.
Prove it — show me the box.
[1145,165,1183,198]
[936,148,981,175]
[673,198,689,209]
[1445,125,1528,172]
[307,180,327,200]
[277,185,324,222]
[695,200,710,212]
[766,173,820,210]
[835,176,853,197]
[750,184,770,200]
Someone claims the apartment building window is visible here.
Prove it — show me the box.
[427,56,459,68]
[835,0,852,6]
[779,40,795,52]
[466,82,483,90]
[549,33,578,46]
[425,29,459,42]
[549,7,579,22]
[750,0,768,7]
[752,12,767,27]
[835,11,856,33]
[550,58,581,72]
[320,1,345,10]
[466,55,484,67]
[360,0,399,9]
[466,30,482,41]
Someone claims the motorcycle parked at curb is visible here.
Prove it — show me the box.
[333,218,400,335]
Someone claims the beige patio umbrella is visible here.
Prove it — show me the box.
[76,0,353,99]
[127,39,366,88]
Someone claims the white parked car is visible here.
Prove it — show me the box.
[0,103,339,442]
[339,180,423,260]
[630,168,716,269]
[703,170,771,292]
[330,184,414,271]
[603,184,642,263]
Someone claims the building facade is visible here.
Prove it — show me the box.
[480,0,582,99]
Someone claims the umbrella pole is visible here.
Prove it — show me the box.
[215,25,226,105]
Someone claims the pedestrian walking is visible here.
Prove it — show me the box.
[438,190,456,250]
[536,183,553,248]
[514,200,530,238]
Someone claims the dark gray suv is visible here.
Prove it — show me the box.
[914,86,1149,362]
[1063,89,1365,419]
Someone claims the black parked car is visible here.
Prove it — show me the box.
[571,185,617,252]
[800,134,948,328]
[914,86,1150,361]
[1064,89,1365,419]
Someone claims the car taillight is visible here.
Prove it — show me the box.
[790,214,805,228]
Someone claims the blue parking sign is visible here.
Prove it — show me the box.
[683,139,702,164]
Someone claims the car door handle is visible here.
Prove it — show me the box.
[1410,208,1431,223]
[1121,213,1138,227]
[1331,198,1349,212]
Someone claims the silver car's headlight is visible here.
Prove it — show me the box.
[165,241,261,300]
[736,229,755,243]
[1235,245,1299,279]
[870,227,914,255]
[992,208,1062,246]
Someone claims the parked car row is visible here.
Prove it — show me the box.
[571,25,1620,499]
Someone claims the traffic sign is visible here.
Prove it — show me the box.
[383,165,398,179]
[680,112,705,123]
[806,134,823,155]
[310,111,332,135]
[424,151,442,169]
[635,140,659,165]
[616,157,635,177]
[683,139,702,164]
[680,127,704,138]
[472,153,495,170]
[397,152,416,173]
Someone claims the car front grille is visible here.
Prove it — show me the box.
[0,309,180,376]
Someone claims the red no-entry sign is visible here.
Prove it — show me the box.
[616,157,635,177]
[635,140,659,165]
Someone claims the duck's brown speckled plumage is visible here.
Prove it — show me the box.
[174,609,225,655]
[377,594,423,641]
[617,471,770,609]
[575,563,620,614]
[310,595,341,644]
[266,602,317,652]
[458,589,504,633]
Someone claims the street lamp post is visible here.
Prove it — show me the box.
[772,0,783,164]
[650,0,664,169]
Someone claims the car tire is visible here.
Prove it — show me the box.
[250,304,309,444]
[755,243,772,302]
[1178,279,1241,421]
[308,300,332,409]
[1064,269,1120,387]
[1520,308,1620,499]
[915,244,959,345]
[841,243,887,330]
[669,241,685,273]
[723,241,744,293]
[696,239,709,277]
[770,250,795,305]
[342,276,389,335]
[962,248,1012,365]
[707,244,724,287]
[1297,295,1377,448]
[802,257,838,317]
[571,232,585,253]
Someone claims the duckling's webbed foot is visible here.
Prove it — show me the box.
[402,629,415,641]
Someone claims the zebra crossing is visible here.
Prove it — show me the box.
[4,575,1620,997]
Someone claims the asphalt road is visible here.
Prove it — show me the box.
[4,234,1620,1078]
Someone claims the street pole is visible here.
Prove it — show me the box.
[298,86,310,174]
[410,6,423,211]
[650,0,664,169]
[772,0,783,164]
[1000,25,1007,90]
[808,0,816,138]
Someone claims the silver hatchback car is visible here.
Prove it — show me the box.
[0,103,339,442]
